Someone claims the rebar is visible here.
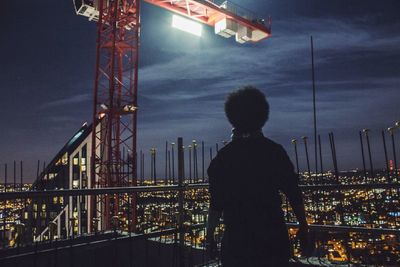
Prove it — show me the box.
[291,139,300,174]
[381,130,390,182]
[359,131,367,181]
[302,136,311,176]
[363,129,374,180]
[388,127,398,180]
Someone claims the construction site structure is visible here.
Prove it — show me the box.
[23,123,95,241]
[71,0,271,232]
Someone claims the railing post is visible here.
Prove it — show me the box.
[49,221,57,241]
[15,222,25,254]
[177,137,185,267]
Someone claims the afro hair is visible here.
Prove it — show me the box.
[224,86,269,133]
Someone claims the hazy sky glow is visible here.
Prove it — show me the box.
[1,0,400,181]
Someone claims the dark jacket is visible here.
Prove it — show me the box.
[208,135,303,266]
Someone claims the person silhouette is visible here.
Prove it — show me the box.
[206,86,311,266]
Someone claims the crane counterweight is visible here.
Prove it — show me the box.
[74,0,272,43]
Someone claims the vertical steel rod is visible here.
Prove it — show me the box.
[328,134,336,181]
[2,163,6,248]
[151,149,154,183]
[165,141,168,184]
[4,163,7,193]
[382,130,390,182]
[154,149,157,185]
[189,145,192,183]
[168,150,171,184]
[331,133,339,182]
[20,161,23,191]
[177,137,185,267]
[318,134,325,223]
[311,36,318,176]
[359,131,367,181]
[388,128,398,181]
[139,151,142,184]
[193,143,196,182]
[329,132,344,225]
[172,142,175,184]
[302,136,311,176]
[318,135,323,180]
[36,160,40,183]
[202,141,205,182]
[363,129,374,180]
[291,139,300,174]
[143,151,145,184]
[13,160,16,191]
[195,142,198,182]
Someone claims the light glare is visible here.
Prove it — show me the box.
[172,15,202,37]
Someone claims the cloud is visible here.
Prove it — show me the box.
[135,15,400,171]
[139,16,400,98]
[136,16,400,136]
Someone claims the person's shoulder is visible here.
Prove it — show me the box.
[218,137,283,149]
[261,136,284,150]
[214,140,243,160]
[216,136,286,155]
[217,141,234,156]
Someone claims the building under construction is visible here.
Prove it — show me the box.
[23,123,94,242]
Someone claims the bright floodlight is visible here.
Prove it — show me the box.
[172,15,202,37]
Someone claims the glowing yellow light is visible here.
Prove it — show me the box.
[172,15,202,37]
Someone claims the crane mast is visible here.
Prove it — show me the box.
[86,0,140,231]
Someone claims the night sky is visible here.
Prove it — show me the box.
[1,0,400,181]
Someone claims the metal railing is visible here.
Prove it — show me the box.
[1,182,400,266]
[1,182,399,200]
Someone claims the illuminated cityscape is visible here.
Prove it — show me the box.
[1,0,400,266]
[1,145,400,266]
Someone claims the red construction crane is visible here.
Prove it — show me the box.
[72,0,271,232]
